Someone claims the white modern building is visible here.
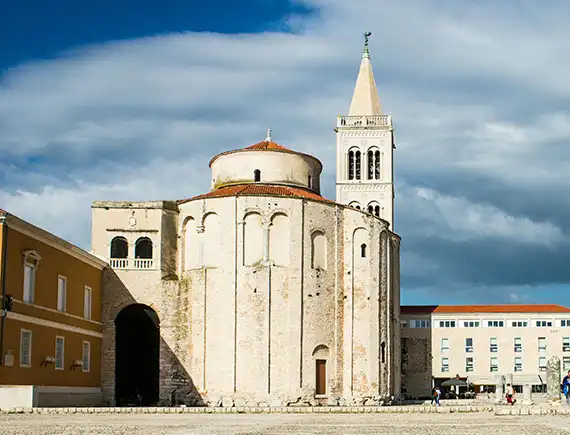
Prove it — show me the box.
[400,304,570,398]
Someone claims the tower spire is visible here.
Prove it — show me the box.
[348,32,381,116]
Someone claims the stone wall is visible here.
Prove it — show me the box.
[93,195,400,407]
[401,337,432,399]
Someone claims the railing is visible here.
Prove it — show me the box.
[109,258,154,270]
[134,259,153,269]
[110,259,129,269]
[337,115,392,128]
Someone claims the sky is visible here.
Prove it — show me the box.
[1,0,570,306]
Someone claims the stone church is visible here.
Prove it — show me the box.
[90,38,401,407]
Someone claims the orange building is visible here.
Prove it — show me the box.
[0,209,107,407]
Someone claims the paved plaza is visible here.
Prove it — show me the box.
[1,413,570,435]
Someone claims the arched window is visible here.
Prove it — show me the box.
[311,231,327,270]
[367,202,381,217]
[355,205,361,210]
[381,341,386,364]
[355,150,361,180]
[110,237,128,259]
[308,175,312,188]
[135,237,153,259]
[348,151,354,180]
[254,169,261,182]
[348,201,360,210]
[360,243,367,258]
[367,148,381,180]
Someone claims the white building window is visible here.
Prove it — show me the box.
[438,320,456,328]
[465,338,473,353]
[441,338,449,353]
[536,320,553,327]
[441,357,449,372]
[538,337,547,352]
[410,319,430,328]
[511,321,528,327]
[564,357,570,372]
[490,357,498,373]
[466,357,474,372]
[57,276,67,312]
[82,341,91,372]
[490,337,498,353]
[400,320,409,328]
[514,357,523,372]
[23,263,36,303]
[55,336,64,370]
[561,320,570,327]
[463,321,480,328]
[84,286,92,320]
[539,356,547,372]
[487,320,504,328]
[22,250,40,304]
[514,337,522,353]
[20,329,32,367]
[563,337,570,352]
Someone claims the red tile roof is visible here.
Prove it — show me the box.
[401,304,570,315]
[178,184,335,205]
[244,140,292,151]
[208,139,321,170]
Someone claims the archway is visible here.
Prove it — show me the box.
[115,304,160,406]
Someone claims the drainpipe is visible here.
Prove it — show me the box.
[0,216,8,366]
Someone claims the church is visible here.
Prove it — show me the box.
[90,37,401,407]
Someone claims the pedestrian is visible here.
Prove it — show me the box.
[505,383,516,405]
[433,386,441,406]
[562,370,570,405]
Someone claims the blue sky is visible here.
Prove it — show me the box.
[1,0,570,306]
[0,0,314,69]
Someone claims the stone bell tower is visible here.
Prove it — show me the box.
[335,32,396,229]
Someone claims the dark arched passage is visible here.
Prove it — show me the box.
[115,304,160,406]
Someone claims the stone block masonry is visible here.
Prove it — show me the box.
[1,404,569,415]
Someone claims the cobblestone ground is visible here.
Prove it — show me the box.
[1,413,570,435]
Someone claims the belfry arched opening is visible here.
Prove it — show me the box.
[115,304,160,406]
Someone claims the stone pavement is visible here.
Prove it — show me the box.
[1,413,570,434]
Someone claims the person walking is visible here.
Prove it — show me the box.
[505,383,516,405]
[433,386,441,406]
[562,370,570,405]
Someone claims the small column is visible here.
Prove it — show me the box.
[547,356,561,402]
[522,384,533,405]
[262,219,271,265]
[196,225,205,266]
[494,375,504,403]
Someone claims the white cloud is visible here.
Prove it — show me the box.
[407,186,564,246]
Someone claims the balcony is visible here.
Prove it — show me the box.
[109,258,154,270]
[337,115,392,128]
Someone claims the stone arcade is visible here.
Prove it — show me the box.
[90,37,401,407]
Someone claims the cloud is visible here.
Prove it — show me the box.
[2,0,570,304]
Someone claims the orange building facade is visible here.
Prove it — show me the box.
[0,209,107,407]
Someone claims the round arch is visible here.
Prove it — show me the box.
[114,304,160,406]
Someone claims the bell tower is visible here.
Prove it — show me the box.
[335,32,395,229]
